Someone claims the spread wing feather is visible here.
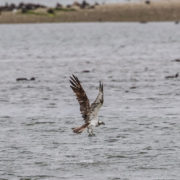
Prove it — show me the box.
[90,81,103,118]
[70,75,90,122]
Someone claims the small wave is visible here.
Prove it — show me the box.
[25,121,55,126]
[105,138,119,143]
[0,116,11,119]
[107,155,128,159]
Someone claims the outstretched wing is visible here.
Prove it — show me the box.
[70,74,90,122]
[90,81,103,118]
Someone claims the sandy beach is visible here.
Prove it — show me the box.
[0,0,180,23]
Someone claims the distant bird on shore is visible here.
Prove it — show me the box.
[69,74,105,136]
[165,73,179,79]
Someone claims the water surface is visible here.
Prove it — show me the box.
[0,22,180,180]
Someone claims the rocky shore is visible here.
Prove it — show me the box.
[0,0,180,23]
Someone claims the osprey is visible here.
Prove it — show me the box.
[70,75,105,136]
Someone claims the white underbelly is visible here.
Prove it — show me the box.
[90,117,98,126]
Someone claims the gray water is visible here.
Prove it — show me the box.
[0,23,180,180]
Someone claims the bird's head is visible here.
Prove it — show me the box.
[98,120,105,126]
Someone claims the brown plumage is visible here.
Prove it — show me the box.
[70,74,90,123]
[72,123,89,134]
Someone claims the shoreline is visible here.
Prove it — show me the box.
[0,1,180,24]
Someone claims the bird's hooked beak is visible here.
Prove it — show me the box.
[97,121,105,126]
[101,121,105,125]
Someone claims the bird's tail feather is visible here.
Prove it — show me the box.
[72,123,89,134]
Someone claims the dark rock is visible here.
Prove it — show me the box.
[165,73,179,79]
[140,21,148,24]
[130,86,137,89]
[30,77,36,81]
[16,77,36,81]
[175,21,179,24]
[82,70,90,73]
[47,8,55,14]
[145,0,151,4]
[173,58,180,62]
[16,77,28,81]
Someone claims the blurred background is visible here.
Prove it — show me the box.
[0,0,180,180]
[0,0,151,6]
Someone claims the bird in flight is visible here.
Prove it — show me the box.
[69,74,105,136]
